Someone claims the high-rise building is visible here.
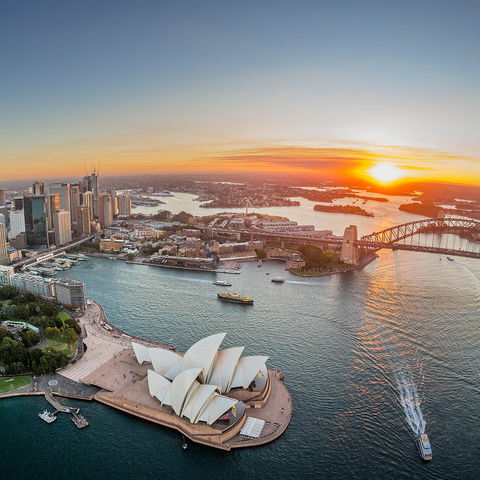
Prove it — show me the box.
[82,171,99,215]
[9,210,25,239]
[48,182,70,213]
[98,193,113,228]
[70,183,81,224]
[117,194,132,216]
[45,193,60,230]
[53,278,86,307]
[76,205,91,236]
[0,189,6,206]
[53,210,72,246]
[13,197,24,210]
[82,191,95,221]
[32,180,45,195]
[24,195,48,247]
[0,224,8,265]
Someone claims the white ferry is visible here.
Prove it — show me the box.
[39,410,57,424]
[416,433,432,461]
[213,280,232,287]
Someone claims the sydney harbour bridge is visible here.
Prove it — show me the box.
[242,217,480,263]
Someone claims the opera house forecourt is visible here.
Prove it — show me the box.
[76,317,292,450]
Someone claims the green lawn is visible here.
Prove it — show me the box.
[45,338,76,356]
[57,311,71,323]
[0,376,31,393]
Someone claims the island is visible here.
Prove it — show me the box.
[313,204,374,217]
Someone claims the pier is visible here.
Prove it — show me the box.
[43,392,89,429]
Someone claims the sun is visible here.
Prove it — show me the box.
[368,163,405,183]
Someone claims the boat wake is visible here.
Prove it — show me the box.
[394,367,425,435]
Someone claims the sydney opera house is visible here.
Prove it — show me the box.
[83,332,291,450]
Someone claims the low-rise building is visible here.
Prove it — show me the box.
[99,237,125,252]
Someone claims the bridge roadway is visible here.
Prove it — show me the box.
[12,234,96,271]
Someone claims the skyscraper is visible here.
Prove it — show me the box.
[70,183,81,224]
[82,191,95,220]
[53,210,72,246]
[45,193,60,230]
[9,210,26,240]
[82,171,99,215]
[13,197,24,210]
[0,224,8,265]
[98,193,113,228]
[76,205,91,236]
[32,180,45,195]
[117,194,132,216]
[0,189,6,206]
[48,182,70,213]
[24,195,48,247]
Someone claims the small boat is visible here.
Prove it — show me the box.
[416,433,432,461]
[266,272,270,275]
[182,435,188,450]
[271,277,285,283]
[447,257,454,262]
[257,260,262,267]
[217,292,254,305]
[213,280,232,287]
[39,410,57,424]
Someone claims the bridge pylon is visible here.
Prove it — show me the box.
[341,225,360,265]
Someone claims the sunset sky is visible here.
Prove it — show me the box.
[1,1,479,184]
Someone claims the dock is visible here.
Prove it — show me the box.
[43,392,89,429]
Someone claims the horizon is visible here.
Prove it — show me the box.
[1,1,479,185]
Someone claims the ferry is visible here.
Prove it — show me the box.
[217,292,254,305]
[213,280,232,287]
[416,433,433,461]
[271,277,285,283]
[39,410,57,424]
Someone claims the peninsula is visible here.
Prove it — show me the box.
[313,204,374,217]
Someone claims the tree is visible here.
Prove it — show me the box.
[152,211,171,221]
[255,249,267,259]
[0,327,13,341]
[64,317,81,334]
[0,336,26,364]
[126,253,135,260]
[63,328,77,345]
[21,330,41,348]
[14,304,31,321]
[45,327,61,339]
[172,211,193,224]
[0,285,19,300]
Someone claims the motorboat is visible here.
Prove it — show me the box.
[447,257,454,262]
[271,277,285,283]
[416,433,432,461]
[213,280,232,287]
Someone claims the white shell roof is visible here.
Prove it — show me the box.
[170,368,203,416]
[182,333,226,382]
[149,348,183,380]
[197,395,238,425]
[132,342,150,364]
[181,384,219,423]
[147,369,171,398]
[229,356,269,390]
[207,346,245,393]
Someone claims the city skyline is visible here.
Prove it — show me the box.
[1,1,479,185]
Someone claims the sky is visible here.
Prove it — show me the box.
[1,0,479,184]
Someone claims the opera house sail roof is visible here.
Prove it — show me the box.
[132,333,269,426]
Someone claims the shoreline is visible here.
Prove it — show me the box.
[1,299,292,451]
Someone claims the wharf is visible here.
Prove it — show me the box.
[43,391,89,429]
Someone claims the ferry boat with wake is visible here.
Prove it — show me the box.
[416,433,432,461]
[217,292,254,305]
[271,277,285,283]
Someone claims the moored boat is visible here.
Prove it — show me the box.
[217,292,253,305]
[39,410,57,423]
[416,433,432,461]
[213,280,232,286]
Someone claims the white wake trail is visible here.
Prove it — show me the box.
[394,367,425,435]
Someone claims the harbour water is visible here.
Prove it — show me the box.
[2,251,480,479]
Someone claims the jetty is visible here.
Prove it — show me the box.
[42,392,89,429]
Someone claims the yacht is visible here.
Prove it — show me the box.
[416,433,432,461]
[213,280,232,287]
